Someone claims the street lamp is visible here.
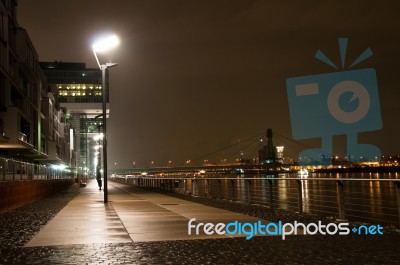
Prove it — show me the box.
[92,34,119,203]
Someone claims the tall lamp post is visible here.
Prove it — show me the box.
[92,34,119,203]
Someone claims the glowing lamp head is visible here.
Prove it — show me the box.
[92,35,120,53]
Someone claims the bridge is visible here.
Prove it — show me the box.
[110,163,290,176]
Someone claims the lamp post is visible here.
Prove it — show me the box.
[92,34,119,203]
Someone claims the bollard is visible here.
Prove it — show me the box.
[268,179,274,211]
[336,180,346,221]
[296,179,303,214]
[396,181,400,229]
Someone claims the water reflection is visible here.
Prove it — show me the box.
[196,172,399,226]
[301,177,310,212]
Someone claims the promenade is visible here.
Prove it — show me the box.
[26,180,263,246]
[1,180,399,264]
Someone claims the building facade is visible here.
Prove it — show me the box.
[39,62,108,177]
[0,0,72,180]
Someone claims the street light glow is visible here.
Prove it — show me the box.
[92,34,120,53]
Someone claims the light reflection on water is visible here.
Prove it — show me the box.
[190,172,399,226]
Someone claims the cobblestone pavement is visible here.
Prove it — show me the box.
[1,182,399,265]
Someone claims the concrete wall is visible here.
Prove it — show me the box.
[0,179,74,213]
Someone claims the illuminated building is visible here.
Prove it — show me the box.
[276,146,284,162]
[39,62,108,176]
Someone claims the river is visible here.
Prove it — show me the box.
[187,172,400,226]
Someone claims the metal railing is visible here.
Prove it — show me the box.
[112,174,400,228]
[0,157,72,181]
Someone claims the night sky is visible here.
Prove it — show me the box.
[18,0,400,168]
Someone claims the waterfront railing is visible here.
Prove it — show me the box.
[112,174,400,229]
[0,157,72,181]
